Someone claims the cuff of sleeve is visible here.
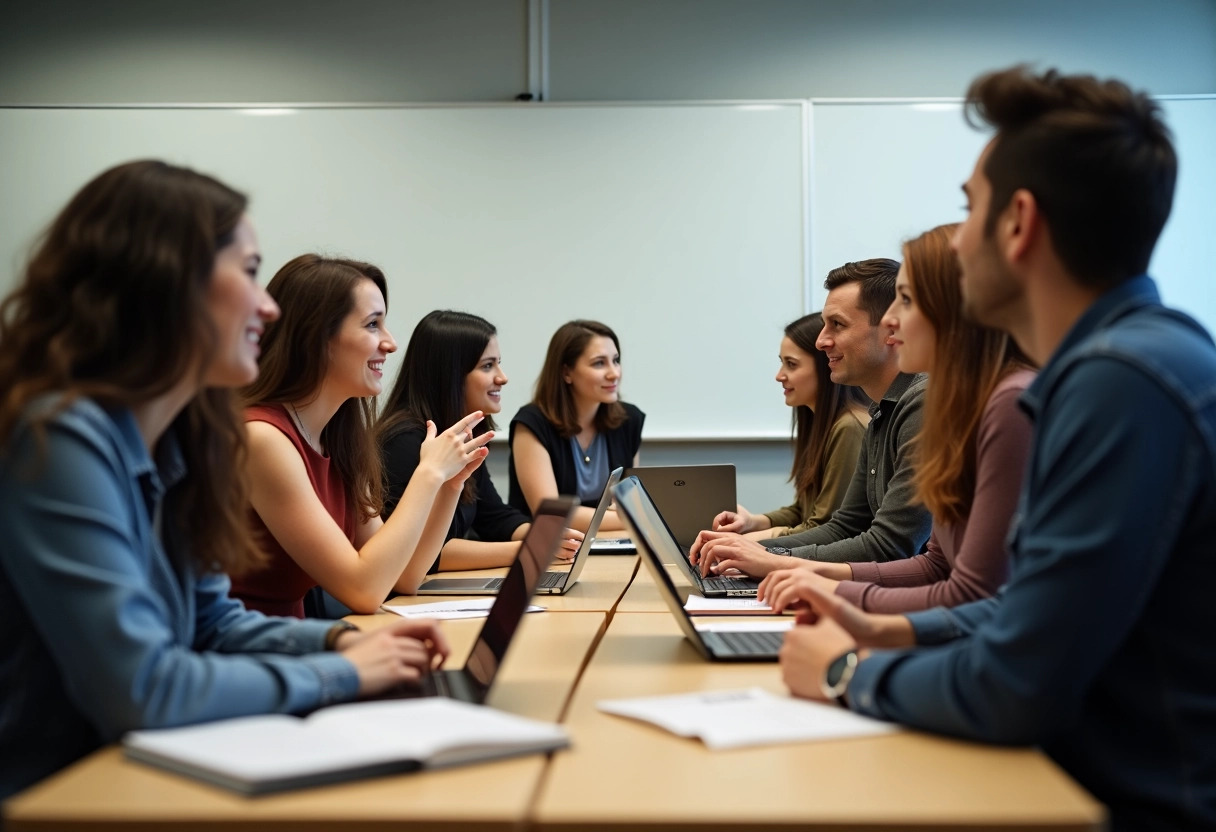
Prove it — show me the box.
[790,545,816,560]
[300,653,361,707]
[834,580,865,607]
[906,607,963,646]
[845,649,907,717]
[292,618,341,654]
[848,561,881,583]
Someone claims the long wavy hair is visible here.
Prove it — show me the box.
[241,254,387,521]
[0,159,262,575]
[532,319,626,438]
[376,309,498,503]
[784,312,869,500]
[908,223,1028,525]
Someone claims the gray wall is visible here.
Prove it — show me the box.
[4,0,1214,510]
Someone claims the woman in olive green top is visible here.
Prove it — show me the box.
[713,312,869,539]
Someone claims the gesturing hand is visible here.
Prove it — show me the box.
[419,412,494,482]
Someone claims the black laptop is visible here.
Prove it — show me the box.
[405,496,577,702]
[613,476,781,661]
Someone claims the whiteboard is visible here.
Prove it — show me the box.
[810,97,1216,336]
[0,103,807,440]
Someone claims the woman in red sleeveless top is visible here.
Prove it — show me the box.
[230,255,492,617]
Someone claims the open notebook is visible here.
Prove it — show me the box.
[123,698,568,795]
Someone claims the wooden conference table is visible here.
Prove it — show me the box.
[4,554,1105,831]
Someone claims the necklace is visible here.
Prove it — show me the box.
[578,432,596,464]
[290,403,317,451]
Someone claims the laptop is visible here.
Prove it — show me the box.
[416,470,622,596]
[613,474,759,599]
[402,496,577,703]
[613,477,781,661]
[626,464,736,553]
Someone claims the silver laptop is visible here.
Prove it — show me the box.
[626,464,736,551]
[613,477,780,662]
[416,469,623,596]
[401,497,578,702]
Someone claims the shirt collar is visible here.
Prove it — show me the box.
[106,405,188,493]
[1020,274,1160,419]
[870,372,922,418]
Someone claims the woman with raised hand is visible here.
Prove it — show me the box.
[0,161,449,800]
[761,223,1034,613]
[377,310,583,572]
[507,319,644,532]
[231,256,492,617]
[711,312,868,540]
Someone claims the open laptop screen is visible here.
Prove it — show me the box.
[463,497,574,687]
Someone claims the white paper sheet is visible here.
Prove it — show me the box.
[693,618,795,633]
[379,599,545,620]
[683,595,774,615]
[597,687,898,750]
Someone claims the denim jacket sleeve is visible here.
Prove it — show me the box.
[0,405,359,744]
[846,358,1202,744]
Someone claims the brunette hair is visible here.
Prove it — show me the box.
[242,254,388,520]
[966,65,1176,289]
[0,159,262,576]
[377,309,498,503]
[783,312,869,499]
[532,320,626,438]
[823,259,900,324]
[906,224,1028,525]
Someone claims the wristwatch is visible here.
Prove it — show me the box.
[820,649,859,702]
[324,621,360,651]
[766,546,792,555]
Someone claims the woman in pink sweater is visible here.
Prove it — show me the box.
[762,223,1034,613]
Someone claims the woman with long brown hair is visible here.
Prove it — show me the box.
[761,223,1035,613]
[376,310,582,573]
[0,161,449,800]
[507,319,644,532]
[230,256,492,617]
[711,312,869,540]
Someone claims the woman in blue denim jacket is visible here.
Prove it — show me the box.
[0,160,450,799]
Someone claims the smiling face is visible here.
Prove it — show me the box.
[327,277,396,398]
[883,263,937,375]
[563,335,621,408]
[954,141,1023,329]
[776,335,819,410]
[463,335,508,414]
[814,282,891,390]
[203,216,280,387]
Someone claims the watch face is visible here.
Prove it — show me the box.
[767,546,790,555]
[826,651,851,687]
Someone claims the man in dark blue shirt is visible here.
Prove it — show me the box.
[763,66,1216,832]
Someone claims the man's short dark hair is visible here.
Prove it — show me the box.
[966,65,1177,290]
[824,258,900,325]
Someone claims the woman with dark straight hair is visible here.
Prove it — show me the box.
[377,310,582,572]
[711,312,868,540]
[762,223,1035,613]
[232,256,492,617]
[0,161,449,800]
[507,319,644,532]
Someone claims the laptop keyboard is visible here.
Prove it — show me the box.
[536,570,566,588]
[699,574,758,592]
[711,630,784,656]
